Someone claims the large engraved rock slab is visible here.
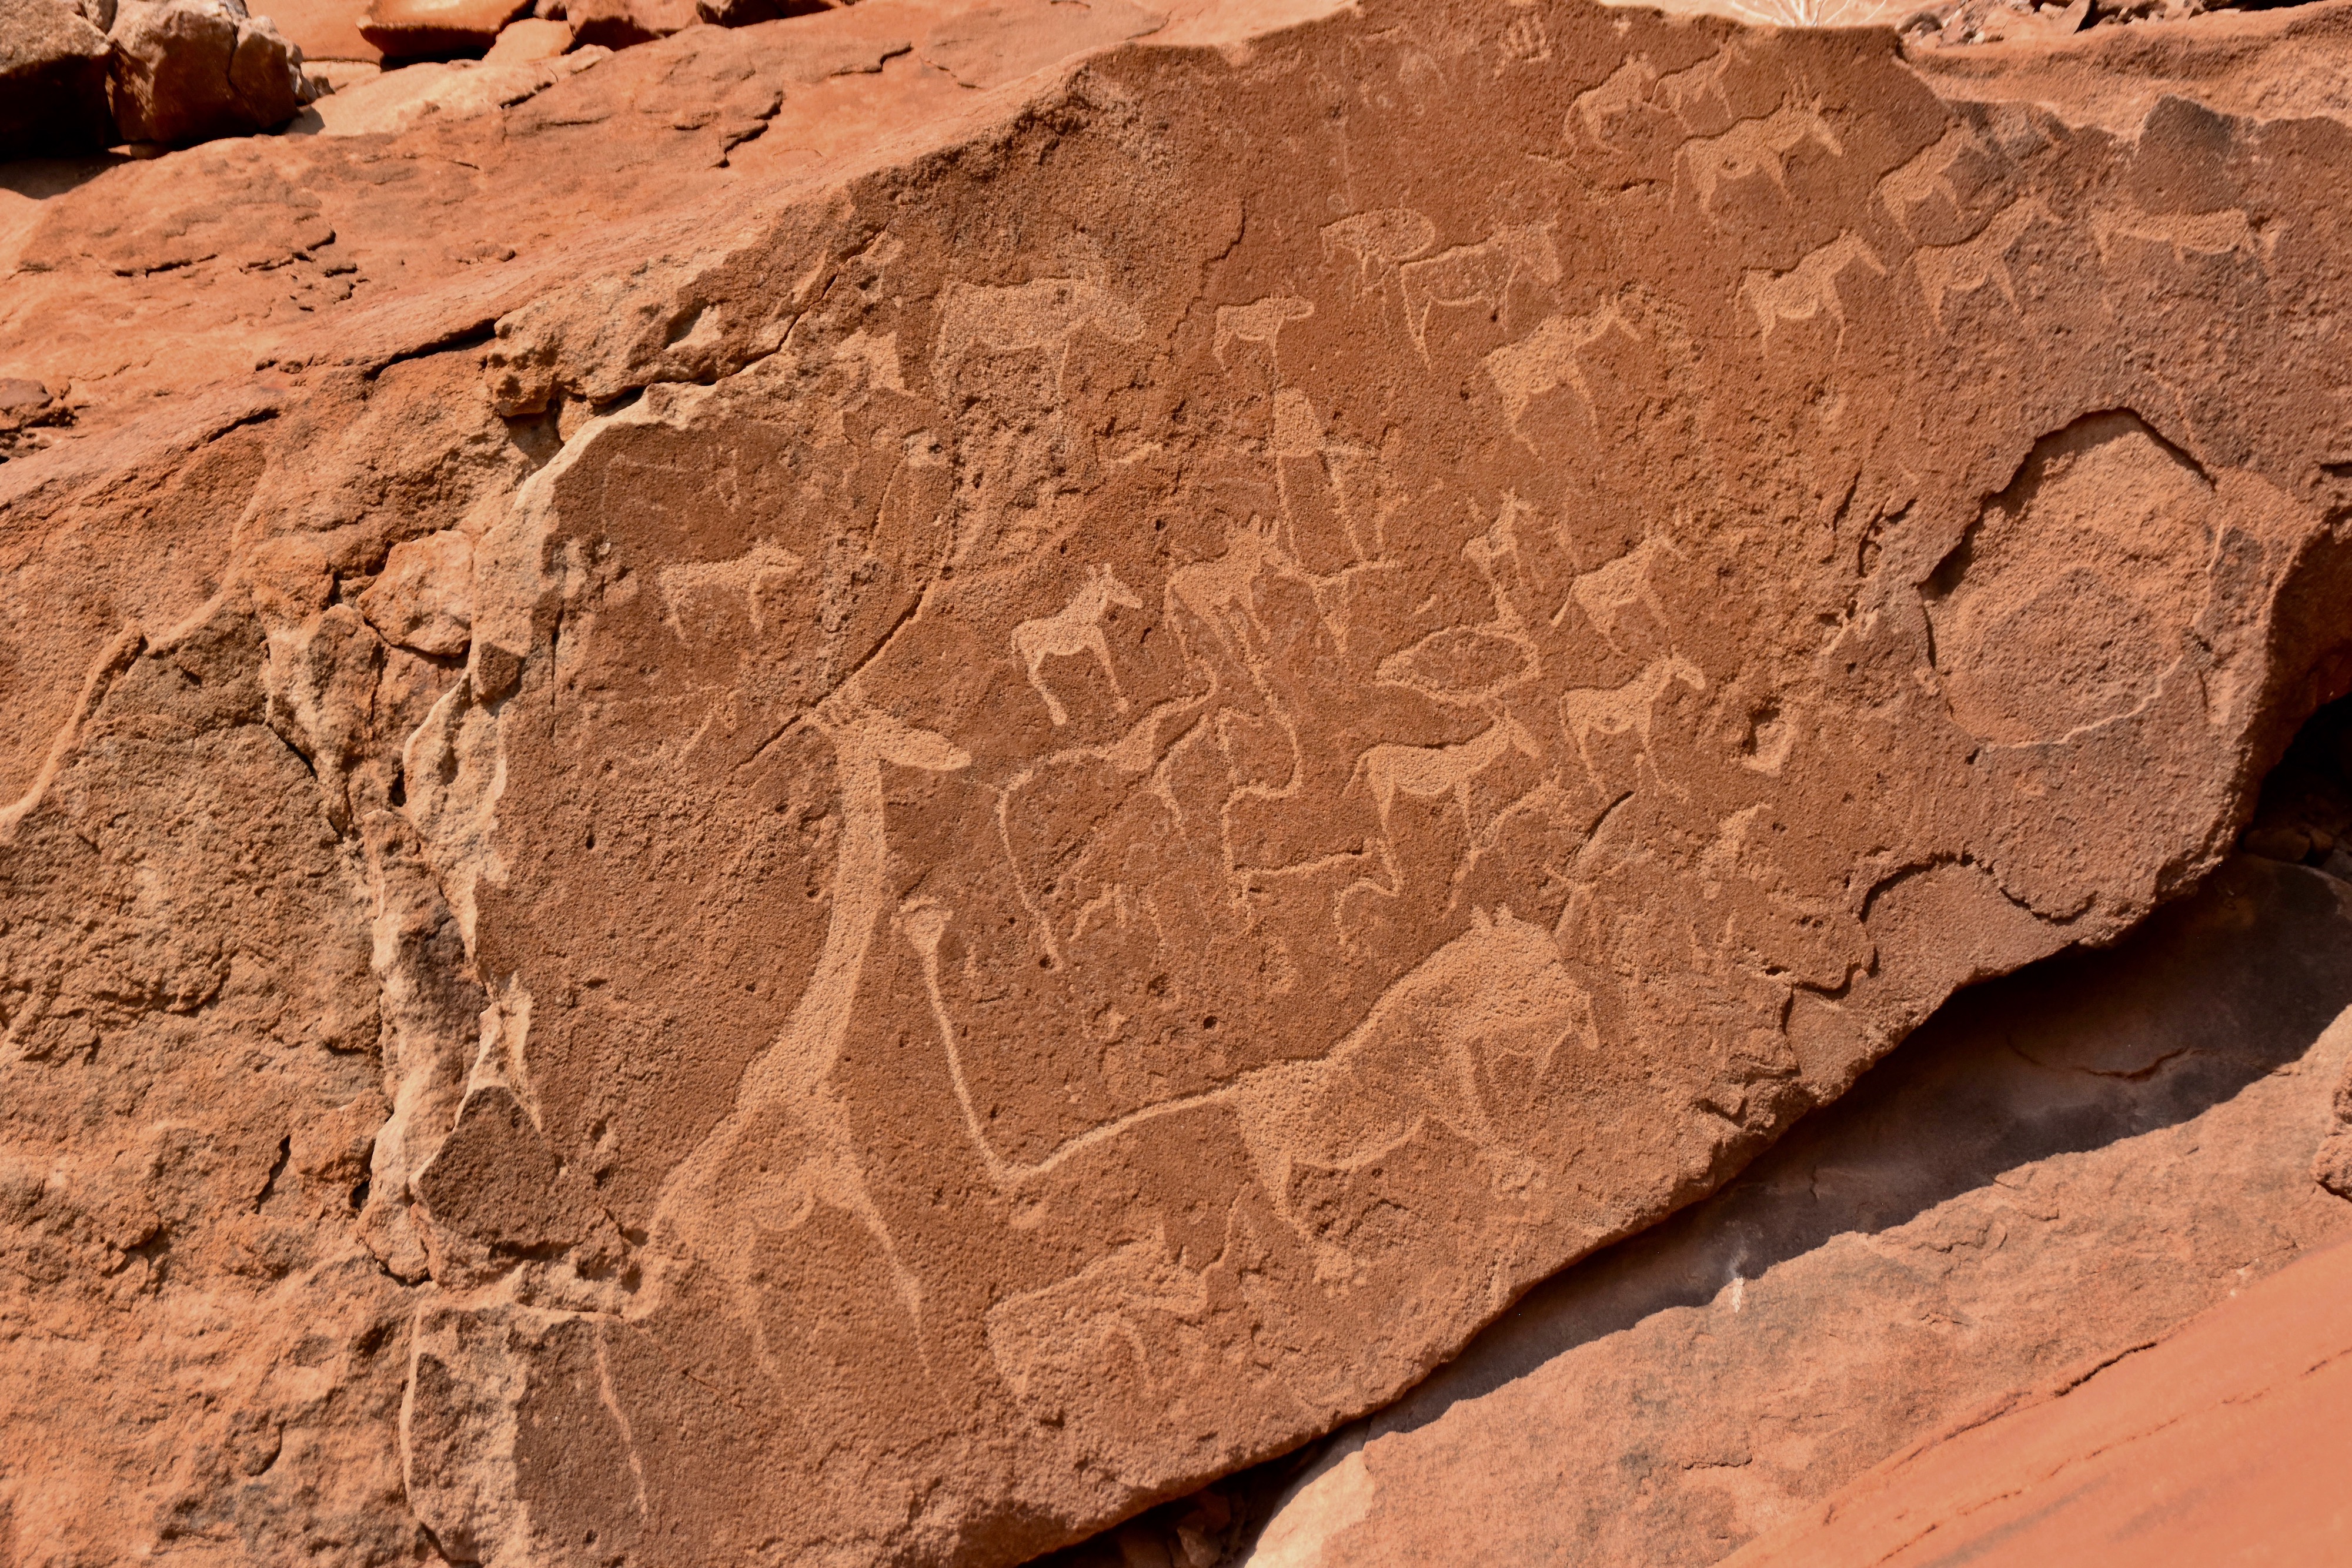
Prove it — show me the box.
[387,8,2352,1562]
[5,0,2352,1563]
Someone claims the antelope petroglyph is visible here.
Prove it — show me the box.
[1562,656,1708,793]
[1013,564,1144,726]
[1571,526,1685,650]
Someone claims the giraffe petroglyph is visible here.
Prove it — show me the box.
[649,686,971,1358]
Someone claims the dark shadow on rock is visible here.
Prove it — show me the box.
[0,153,134,202]
[1372,851,2352,1439]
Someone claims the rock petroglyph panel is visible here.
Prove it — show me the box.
[383,19,2352,1559]
[6,2,2352,1566]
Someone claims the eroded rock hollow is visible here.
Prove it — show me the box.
[4,0,2351,1563]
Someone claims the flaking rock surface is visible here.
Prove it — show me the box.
[6,1,2352,1564]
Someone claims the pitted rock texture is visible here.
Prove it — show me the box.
[5,1,2352,1565]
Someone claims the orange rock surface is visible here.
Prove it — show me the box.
[5,0,2352,1563]
[1726,1231,2352,1567]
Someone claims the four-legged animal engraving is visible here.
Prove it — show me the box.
[1215,296,1315,365]
[1013,564,1144,726]
[1561,656,1708,793]
[1354,719,1544,837]
[1915,199,2055,330]
[658,540,804,640]
[1678,105,1845,219]
[1398,224,1563,353]
[1321,208,1439,292]
[1165,521,1284,657]
[1485,305,1637,440]
[930,277,1146,399]
[903,901,1592,1236]
[1570,526,1685,648]
[1741,232,1887,349]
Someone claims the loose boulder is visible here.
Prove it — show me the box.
[108,0,310,144]
[356,0,529,58]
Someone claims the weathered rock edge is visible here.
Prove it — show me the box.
[6,1,2352,1564]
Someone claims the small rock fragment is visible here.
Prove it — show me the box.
[564,0,692,49]
[258,0,380,62]
[480,13,566,58]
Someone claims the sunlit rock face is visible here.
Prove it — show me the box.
[4,0,2352,1563]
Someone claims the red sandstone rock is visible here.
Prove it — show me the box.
[563,0,694,47]
[1212,852,2352,1567]
[358,0,530,55]
[1724,1231,2352,1567]
[5,1,2352,1564]
[264,0,381,59]
[0,0,116,157]
[481,14,569,58]
[109,0,312,145]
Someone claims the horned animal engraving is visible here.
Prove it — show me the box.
[1013,564,1144,726]
[1561,656,1708,792]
